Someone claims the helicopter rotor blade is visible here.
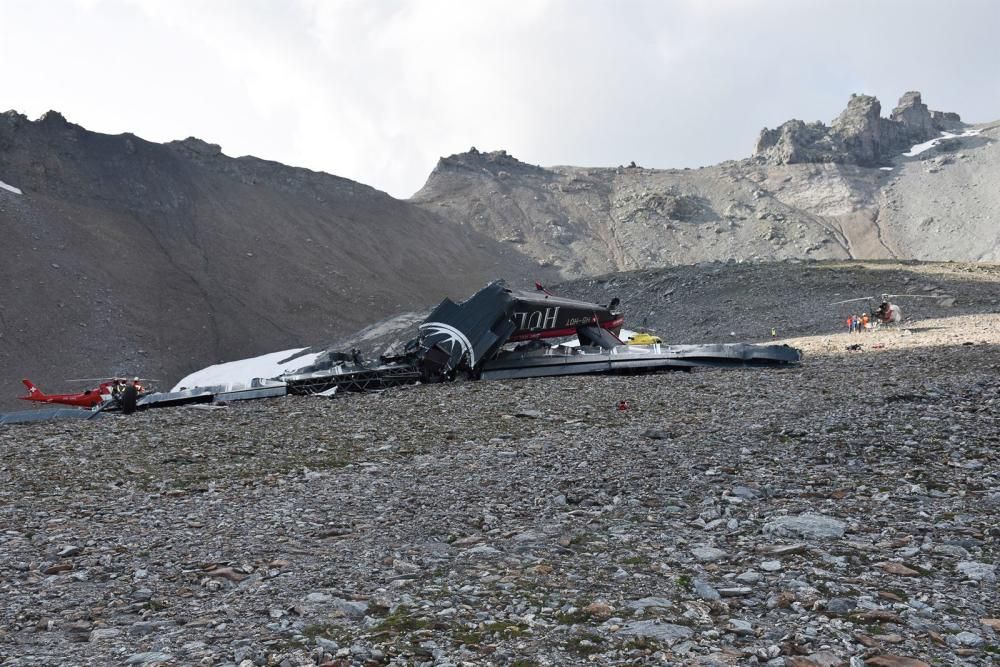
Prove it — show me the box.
[66,377,160,384]
[883,294,946,299]
[829,296,874,305]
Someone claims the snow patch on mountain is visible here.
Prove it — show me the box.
[904,129,981,157]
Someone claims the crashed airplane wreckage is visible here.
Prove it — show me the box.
[1,281,801,421]
[280,281,801,396]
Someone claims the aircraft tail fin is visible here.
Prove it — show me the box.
[21,379,44,398]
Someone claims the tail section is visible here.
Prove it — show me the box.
[21,379,45,400]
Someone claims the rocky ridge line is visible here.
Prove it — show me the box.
[753,91,963,167]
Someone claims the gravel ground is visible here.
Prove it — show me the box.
[1,313,998,666]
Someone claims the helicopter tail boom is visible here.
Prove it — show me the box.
[20,379,46,400]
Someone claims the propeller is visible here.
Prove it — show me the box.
[881,294,942,299]
[831,293,949,305]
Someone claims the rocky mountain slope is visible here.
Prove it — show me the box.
[0,111,552,408]
[411,92,1000,276]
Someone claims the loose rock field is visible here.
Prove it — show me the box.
[1,314,998,666]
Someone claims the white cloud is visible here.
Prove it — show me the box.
[3,0,999,197]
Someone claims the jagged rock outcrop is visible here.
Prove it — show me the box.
[168,136,224,157]
[891,90,935,138]
[429,147,547,182]
[831,94,887,166]
[752,120,840,164]
[754,91,962,166]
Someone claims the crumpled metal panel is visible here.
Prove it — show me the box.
[0,408,102,425]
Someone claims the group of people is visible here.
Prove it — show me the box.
[846,313,873,333]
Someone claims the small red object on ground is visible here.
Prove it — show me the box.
[617,400,629,411]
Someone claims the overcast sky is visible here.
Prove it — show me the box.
[4,0,999,198]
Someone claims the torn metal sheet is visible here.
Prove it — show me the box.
[0,407,102,425]
[138,387,216,409]
[139,378,287,408]
[213,385,287,403]
[284,364,421,395]
[480,342,801,381]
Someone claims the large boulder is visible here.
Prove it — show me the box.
[831,94,884,166]
[754,119,839,164]
[931,109,962,131]
[617,620,694,644]
[762,513,846,540]
[891,91,936,140]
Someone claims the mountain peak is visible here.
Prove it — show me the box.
[754,90,963,166]
[167,136,224,157]
[436,147,538,172]
[38,110,70,125]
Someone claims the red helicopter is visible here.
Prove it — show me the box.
[20,377,154,413]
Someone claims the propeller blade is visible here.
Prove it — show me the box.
[829,296,874,305]
[66,376,158,383]
[883,294,944,299]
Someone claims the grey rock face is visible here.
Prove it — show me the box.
[415,106,997,278]
[832,94,886,166]
[891,91,936,139]
[762,513,846,540]
[754,90,961,167]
